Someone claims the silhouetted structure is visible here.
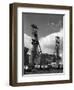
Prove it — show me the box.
[30,24,42,69]
[54,36,60,65]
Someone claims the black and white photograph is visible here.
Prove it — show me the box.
[10,3,72,86]
[23,13,63,75]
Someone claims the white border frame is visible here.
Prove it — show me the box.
[17,7,70,83]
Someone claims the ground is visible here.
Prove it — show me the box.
[24,68,63,74]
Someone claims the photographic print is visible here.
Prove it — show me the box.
[10,3,72,86]
[23,13,63,75]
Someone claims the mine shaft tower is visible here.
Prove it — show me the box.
[30,24,42,68]
[54,36,60,64]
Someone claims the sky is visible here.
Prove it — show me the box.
[23,13,63,56]
[22,13,64,39]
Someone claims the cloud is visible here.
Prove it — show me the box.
[39,28,63,55]
[24,28,63,56]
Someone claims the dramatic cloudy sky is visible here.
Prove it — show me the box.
[23,13,63,56]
